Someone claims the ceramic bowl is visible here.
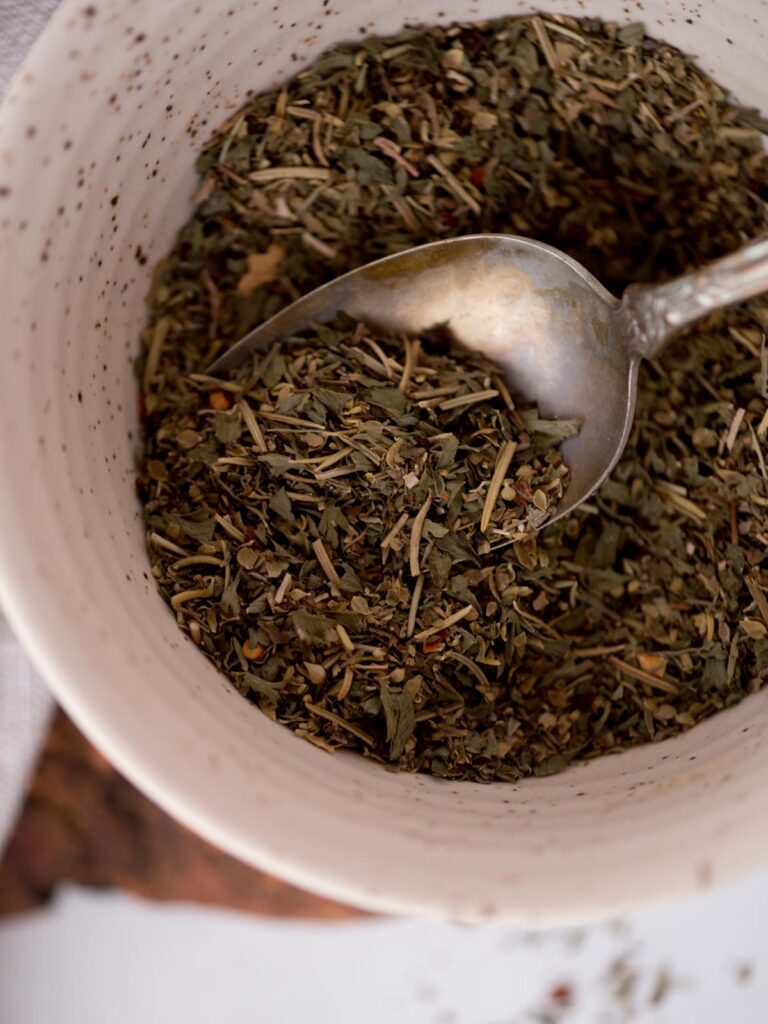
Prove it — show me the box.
[0,0,767,922]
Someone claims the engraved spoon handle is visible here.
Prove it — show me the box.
[618,236,768,359]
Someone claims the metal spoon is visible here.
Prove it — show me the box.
[208,234,768,524]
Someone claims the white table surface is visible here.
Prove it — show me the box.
[1,868,766,1024]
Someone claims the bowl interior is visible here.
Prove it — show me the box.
[1,0,767,921]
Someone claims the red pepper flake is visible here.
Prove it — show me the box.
[513,480,533,504]
[548,982,575,1008]
[470,165,486,188]
[209,390,231,410]
[423,630,449,654]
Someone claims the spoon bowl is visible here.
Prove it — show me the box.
[210,233,768,522]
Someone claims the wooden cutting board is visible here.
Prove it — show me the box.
[0,709,363,920]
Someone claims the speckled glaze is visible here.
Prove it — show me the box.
[0,0,767,923]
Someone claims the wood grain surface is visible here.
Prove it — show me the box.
[0,709,362,920]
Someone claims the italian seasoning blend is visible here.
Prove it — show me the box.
[138,15,768,781]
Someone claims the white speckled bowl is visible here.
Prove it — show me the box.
[0,0,767,922]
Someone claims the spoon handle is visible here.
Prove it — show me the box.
[619,236,768,359]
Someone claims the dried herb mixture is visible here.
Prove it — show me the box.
[138,14,768,781]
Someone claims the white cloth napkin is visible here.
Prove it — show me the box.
[0,0,61,851]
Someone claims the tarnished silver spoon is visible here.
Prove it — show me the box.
[208,234,768,524]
